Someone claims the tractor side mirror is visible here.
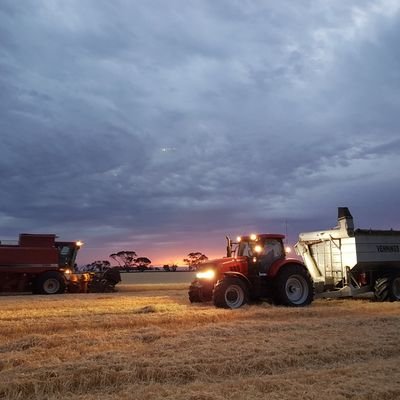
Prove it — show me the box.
[226,236,232,257]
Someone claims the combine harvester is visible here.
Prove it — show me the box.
[189,207,400,308]
[0,233,120,294]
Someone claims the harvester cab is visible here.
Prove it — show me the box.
[56,240,83,269]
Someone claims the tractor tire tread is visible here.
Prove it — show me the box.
[273,264,314,307]
[213,277,248,309]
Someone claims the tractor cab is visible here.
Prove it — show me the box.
[229,234,286,274]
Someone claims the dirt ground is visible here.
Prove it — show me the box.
[1,284,400,400]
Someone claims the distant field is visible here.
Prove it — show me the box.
[120,271,196,285]
[1,285,400,400]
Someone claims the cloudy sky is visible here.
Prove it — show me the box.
[1,0,400,265]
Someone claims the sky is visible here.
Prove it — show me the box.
[1,0,400,265]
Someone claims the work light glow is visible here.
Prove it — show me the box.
[250,234,257,241]
[196,270,215,280]
[76,241,84,247]
[254,245,262,253]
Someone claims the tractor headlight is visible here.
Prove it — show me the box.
[196,269,215,280]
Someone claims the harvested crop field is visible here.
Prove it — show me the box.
[1,285,400,400]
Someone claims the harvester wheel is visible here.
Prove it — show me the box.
[188,280,212,303]
[34,271,66,295]
[273,265,313,307]
[213,277,248,309]
[375,275,400,302]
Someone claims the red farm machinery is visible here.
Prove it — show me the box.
[0,233,120,294]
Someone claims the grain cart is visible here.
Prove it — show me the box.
[0,233,90,294]
[189,233,313,309]
[295,207,400,301]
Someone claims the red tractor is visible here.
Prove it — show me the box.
[189,233,313,308]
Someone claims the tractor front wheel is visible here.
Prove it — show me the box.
[188,280,213,303]
[273,265,313,307]
[213,277,248,309]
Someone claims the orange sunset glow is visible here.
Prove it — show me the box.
[77,236,227,266]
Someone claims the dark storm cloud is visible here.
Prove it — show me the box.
[1,0,400,261]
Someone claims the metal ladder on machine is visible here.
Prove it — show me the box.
[326,237,345,289]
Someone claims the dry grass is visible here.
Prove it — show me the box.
[1,287,400,400]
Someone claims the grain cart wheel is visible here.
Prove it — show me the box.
[390,275,400,301]
[35,271,66,295]
[213,277,248,309]
[375,274,400,302]
[188,280,213,303]
[374,276,390,301]
[274,265,313,307]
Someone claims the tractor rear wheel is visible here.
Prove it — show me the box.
[188,280,213,303]
[273,265,313,307]
[213,277,248,309]
[34,271,66,295]
[375,274,400,302]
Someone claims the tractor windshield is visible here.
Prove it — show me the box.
[237,238,284,259]
[237,241,254,257]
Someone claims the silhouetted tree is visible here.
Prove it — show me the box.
[111,251,137,271]
[135,257,152,271]
[109,251,153,272]
[109,253,122,267]
[183,252,208,271]
[162,264,177,272]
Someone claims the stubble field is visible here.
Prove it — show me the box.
[1,277,400,400]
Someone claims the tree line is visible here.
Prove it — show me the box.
[79,250,208,272]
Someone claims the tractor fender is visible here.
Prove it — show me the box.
[221,271,252,289]
[268,258,308,279]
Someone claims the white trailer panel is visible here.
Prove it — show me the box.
[295,208,400,298]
